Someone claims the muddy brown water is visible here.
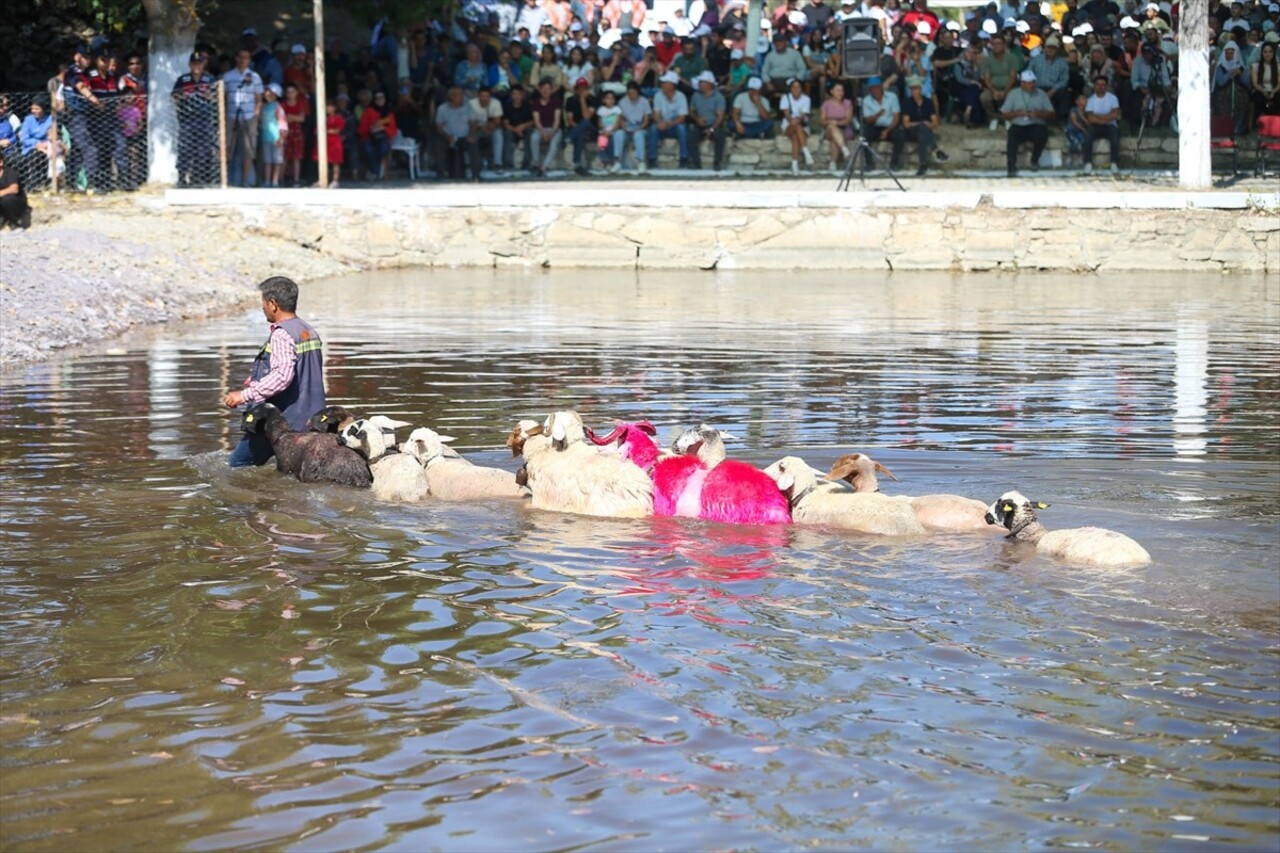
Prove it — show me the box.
[1,270,1277,851]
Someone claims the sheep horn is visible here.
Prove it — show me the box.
[588,425,625,446]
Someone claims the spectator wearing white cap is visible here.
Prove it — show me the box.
[728,48,753,90]
[284,43,314,95]
[732,77,775,138]
[688,71,727,170]
[646,70,690,167]
[1001,68,1053,176]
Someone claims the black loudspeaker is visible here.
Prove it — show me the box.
[841,17,882,78]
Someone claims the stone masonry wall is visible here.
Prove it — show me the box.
[180,198,1278,273]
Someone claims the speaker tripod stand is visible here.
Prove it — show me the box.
[834,76,906,192]
[836,129,906,192]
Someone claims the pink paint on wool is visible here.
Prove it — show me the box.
[659,456,708,517]
[697,459,792,526]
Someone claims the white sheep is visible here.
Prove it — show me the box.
[826,452,995,533]
[764,456,927,536]
[402,427,524,500]
[984,490,1152,569]
[509,410,653,518]
[337,417,430,503]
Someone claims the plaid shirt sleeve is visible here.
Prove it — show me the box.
[242,325,296,404]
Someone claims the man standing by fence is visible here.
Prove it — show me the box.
[172,52,219,186]
[61,45,101,193]
[222,49,263,187]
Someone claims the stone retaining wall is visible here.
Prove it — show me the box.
[168,190,1278,273]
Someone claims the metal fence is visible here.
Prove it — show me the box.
[1,83,227,195]
[2,89,148,194]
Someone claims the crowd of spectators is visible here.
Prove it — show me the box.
[0,0,1278,194]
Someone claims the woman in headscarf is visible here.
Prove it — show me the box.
[1213,40,1251,134]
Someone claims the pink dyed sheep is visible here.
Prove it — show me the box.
[594,422,790,526]
[672,424,792,526]
[588,421,707,517]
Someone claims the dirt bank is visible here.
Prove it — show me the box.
[0,193,354,369]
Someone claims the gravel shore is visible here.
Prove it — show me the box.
[0,193,353,369]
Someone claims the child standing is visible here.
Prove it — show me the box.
[1065,93,1088,168]
[281,82,310,186]
[260,83,287,187]
[316,100,345,187]
[596,89,622,172]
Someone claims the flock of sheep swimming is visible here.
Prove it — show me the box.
[238,402,1153,570]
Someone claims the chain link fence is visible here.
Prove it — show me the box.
[1,82,227,194]
[173,86,223,188]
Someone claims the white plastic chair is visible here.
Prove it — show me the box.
[391,135,419,180]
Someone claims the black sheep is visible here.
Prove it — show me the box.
[241,403,373,488]
[308,405,360,433]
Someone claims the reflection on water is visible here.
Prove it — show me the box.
[1,270,1278,851]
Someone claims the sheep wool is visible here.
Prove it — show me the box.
[765,455,926,536]
[984,490,1152,569]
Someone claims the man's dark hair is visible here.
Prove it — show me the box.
[259,276,299,312]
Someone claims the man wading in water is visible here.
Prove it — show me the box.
[223,276,326,466]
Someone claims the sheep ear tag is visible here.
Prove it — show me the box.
[1036,501,1049,509]
[1002,504,1013,513]
[245,414,254,423]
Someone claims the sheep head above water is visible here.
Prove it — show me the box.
[308,405,360,434]
[984,490,1152,569]
[826,453,898,494]
[338,416,412,462]
[403,427,462,465]
[545,410,587,451]
[762,455,829,505]
[672,423,735,467]
[984,491,1051,537]
[506,419,544,457]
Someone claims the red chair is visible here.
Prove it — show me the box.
[1210,115,1238,176]
[1257,115,1280,177]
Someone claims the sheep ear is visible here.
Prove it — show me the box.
[437,434,456,443]
[719,430,738,442]
[826,456,858,480]
[777,472,795,492]
[874,461,899,481]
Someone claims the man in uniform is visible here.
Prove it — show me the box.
[61,45,101,192]
[223,276,327,467]
[172,52,218,185]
